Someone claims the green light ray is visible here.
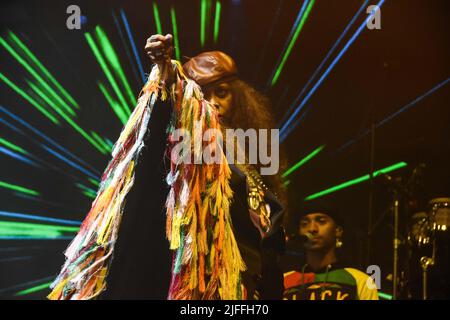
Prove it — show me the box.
[304,162,408,201]
[26,89,61,123]
[77,183,98,199]
[96,26,135,111]
[282,144,325,178]
[25,80,106,154]
[82,190,97,199]
[8,31,80,110]
[0,36,77,117]
[31,79,70,119]
[27,80,71,122]
[0,137,29,156]
[0,72,59,125]
[0,220,80,233]
[0,227,62,238]
[271,0,315,86]
[153,2,163,34]
[15,281,53,296]
[98,81,128,125]
[205,0,212,41]
[90,131,111,153]
[170,7,181,61]
[104,138,114,149]
[0,181,40,196]
[103,138,113,153]
[378,291,393,300]
[200,0,206,47]
[214,1,221,43]
[85,32,131,118]
[88,178,100,187]
[76,183,97,194]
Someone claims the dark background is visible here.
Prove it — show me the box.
[0,0,449,299]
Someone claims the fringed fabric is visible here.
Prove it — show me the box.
[165,78,246,300]
[48,61,246,300]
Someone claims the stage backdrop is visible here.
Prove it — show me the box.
[0,0,449,299]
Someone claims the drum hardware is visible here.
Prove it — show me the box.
[407,197,450,300]
[393,195,400,300]
[419,242,435,300]
[407,212,431,248]
[378,165,426,299]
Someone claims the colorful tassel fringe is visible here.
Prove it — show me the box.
[48,61,246,300]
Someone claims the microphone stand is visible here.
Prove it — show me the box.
[366,123,376,267]
[377,174,405,300]
[392,188,400,300]
[419,238,436,300]
[371,164,425,299]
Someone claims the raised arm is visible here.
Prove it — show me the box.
[144,34,176,85]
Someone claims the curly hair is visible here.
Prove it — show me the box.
[220,79,288,210]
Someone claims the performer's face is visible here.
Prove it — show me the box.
[299,213,342,251]
[203,82,233,122]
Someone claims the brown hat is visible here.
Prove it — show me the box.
[182,51,238,87]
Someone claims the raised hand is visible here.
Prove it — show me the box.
[145,34,173,67]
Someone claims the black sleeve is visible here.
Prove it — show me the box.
[258,190,286,300]
[99,98,173,299]
[215,165,287,300]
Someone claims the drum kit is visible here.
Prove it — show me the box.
[375,163,449,299]
[406,197,450,299]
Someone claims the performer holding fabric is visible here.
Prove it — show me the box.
[48,34,286,300]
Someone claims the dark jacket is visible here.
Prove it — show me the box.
[228,163,286,299]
